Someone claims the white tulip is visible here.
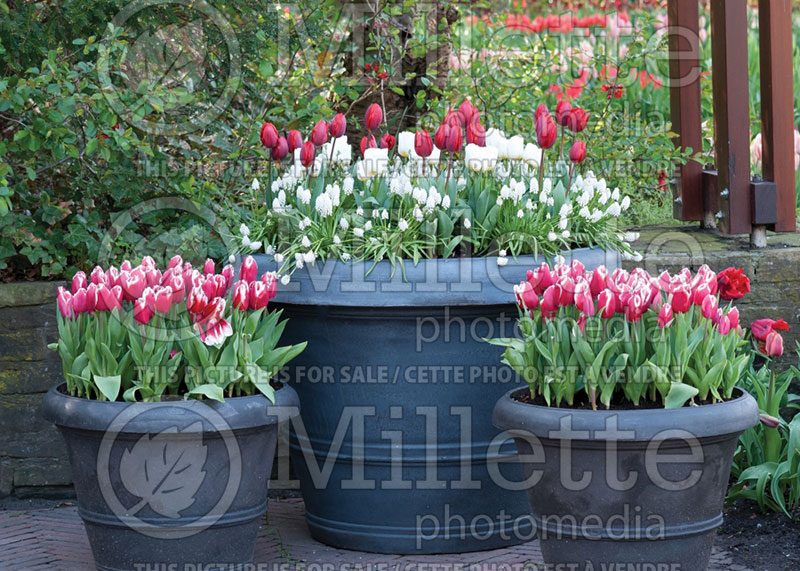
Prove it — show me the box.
[506,136,525,160]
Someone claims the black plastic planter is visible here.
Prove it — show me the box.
[41,383,299,571]
[253,249,620,554]
[492,387,759,571]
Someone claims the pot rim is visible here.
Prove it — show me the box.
[250,247,621,307]
[41,382,300,433]
[492,386,759,441]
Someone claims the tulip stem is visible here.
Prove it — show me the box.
[538,149,546,195]
[329,137,337,165]
[444,153,453,193]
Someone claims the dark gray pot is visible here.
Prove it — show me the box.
[492,387,759,570]
[41,383,299,571]
[253,249,620,554]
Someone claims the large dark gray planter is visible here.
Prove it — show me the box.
[253,249,620,554]
[41,383,299,571]
[492,387,759,570]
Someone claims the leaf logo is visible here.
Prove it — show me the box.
[120,421,207,518]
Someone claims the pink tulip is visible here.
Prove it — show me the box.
[717,314,732,336]
[574,281,594,316]
[85,284,99,313]
[589,266,608,296]
[203,258,215,275]
[727,307,740,330]
[261,271,278,300]
[514,281,539,310]
[233,281,249,311]
[72,271,87,294]
[701,294,718,320]
[57,287,73,318]
[90,266,107,286]
[170,275,186,304]
[221,264,235,289]
[134,297,154,325]
[186,286,208,314]
[249,281,269,310]
[168,255,183,269]
[97,284,122,311]
[671,288,692,313]
[120,260,133,272]
[194,298,232,346]
[657,303,673,328]
[541,285,560,319]
[145,267,161,288]
[597,289,616,319]
[154,287,173,314]
[764,330,784,357]
[240,256,258,283]
[72,288,89,314]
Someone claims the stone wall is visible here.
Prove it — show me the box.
[0,281,73,498]
[625,225,800,370]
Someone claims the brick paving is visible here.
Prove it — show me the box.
[0,499,750,570]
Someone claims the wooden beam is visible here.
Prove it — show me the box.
[667,0,704,221]
[709,0,752,235]
[758,0,796,232]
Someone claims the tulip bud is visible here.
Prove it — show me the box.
[329,113,347,138]
[221,264,235,289]
[90,266,107,286]
[457,100,477,127]
[85,283,99,313]
[170,275,185,304]
[701,294,718,320]
[597,289,616,318]
[657,303,673,328]
[286,130,303,153]
[299,141,316,168]
[261,271,278,299]
[260,122,279,148]
[541,284,560,319]
[671,288,692,313]
[569,140,586,164]
[765,330,784,357]
[534,104,549,122]
[311,119,328,147]
[271,136,289,161]
[380,133,395,151]
[414,130,433,158]
[72,271,88,294]
[233,281,249,311]
[759,413,782,428]
[99,284,123,312]
[365,103,383,132]
[57,287,73,318]
[240,256,258,283]
[145,267,161,287]
[536,112,557,149]
[445,126,462,153]
[589,266,608,296]
[514,281,539,310]
[727,307,740,330]
[120,260,133,272]
[249,281,269,310]
[434,123,450,151]
[203,258,215,276]
[555,99,572,127]
[186,286,208,314]
[168,255,183,269]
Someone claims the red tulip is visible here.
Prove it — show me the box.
[555,99,572,127]
[271,136,289,161]
[98,284,123,312]
[589,266,608,297]
[72,271,88,294]
[567,108,589,133]
[597,289,616,319]
[311,119,328,147]
[514,281,539,310]
[434,123,450,151]
[365,103,383,131]
[203,258,215,275]
[624,290,647,322]
[260,122,279,148]
[134,297,154,325]
[57,287,73,318]
[574,281,594,316]
[534,104,549,122]
[170,275,185,304]
[380,133,395,150]
[249,281,269,310]
[299,141,316,168]
[717,267,750,300]
[751,318,789,341]
[764,330,784,357]
[466,122,486,146]
[233,281,249,311]
[671,288,692,313]
[569,140,586,164]
[194,298,232,346]
[540,284,560,319]
[201,276,217,299]
[692,282,712,306]
[457,100,477,127]
[527,263,555,295]
[261,271,278,300]
[186,286,208,314]
[240,256,258,283]
[329,113,347,138]
[536,113,557,149]
[287,130,303,153]
[359,134,376,157]
[657,304,673,328]
[414,130,433,158]
[154,287,173,314]
[85,283,99,313]
[445,125,462,152]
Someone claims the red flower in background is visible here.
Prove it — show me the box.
[751,318,789,342]
[717,267,750,300]
[365,103,383,131]
[414,130,433,157]
[380,133,395,150]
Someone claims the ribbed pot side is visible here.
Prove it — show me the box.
[41,383,299,571]
[254,249,620,554]
[492,387,759,570]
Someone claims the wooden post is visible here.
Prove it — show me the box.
[667,0,704,222]
[758,0,796,233]
[709,0,752,235]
